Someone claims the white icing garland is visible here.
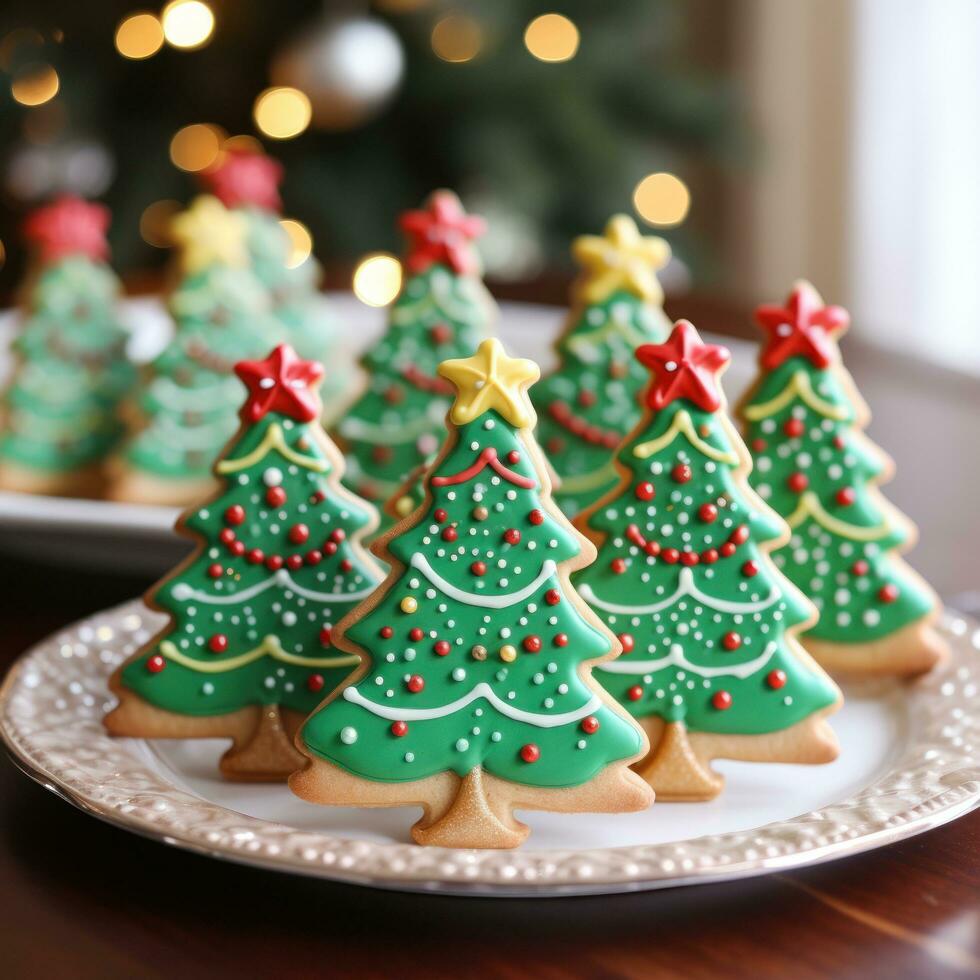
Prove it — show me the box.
[410,554,558,609]
[578,566,778,616]
[171,569,377,606]
[599,641,777,679]
[344,682,602,727]
[786,491,892,542]
[339,400,446,444]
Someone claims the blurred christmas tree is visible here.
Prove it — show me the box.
[0,1,739,287]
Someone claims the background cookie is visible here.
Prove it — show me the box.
[575,320,841,801]
[737,282,947,676]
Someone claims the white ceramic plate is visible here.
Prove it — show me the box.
[0,294,755,572]
[2,601,977,897]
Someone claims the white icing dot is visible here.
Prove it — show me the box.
[263,467,283,487]
[452,667,467,681]
[340,726,358,744]
[456,738,470,751]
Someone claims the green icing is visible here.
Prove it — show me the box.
[238,207,337,366]
[742,356,934,644]
[0,257,134,474]
[532,290,670,518]
[300,410,644,788]
[120,265,283,481]
[121,410,382,717]
[576,400,839,735]
[334,263,495,524]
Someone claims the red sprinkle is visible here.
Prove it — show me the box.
[722,632,741,651]
[391,721,408,737]
[698,503,718,523]
[742,560,759,577]
[635,482,656,501]
[661,548,680,565]
[701,548,719,564]
[529,509,545,525]
[836,487,856,506]
[544,589,561,606]
[879,583,900,603]
[146,655,166,674]
[208,634,228,653]
[442,527,458,542]
[218,528,235,545]
[406,675,424,693]
[319,627,332,647]
[289,523,310,544]
[247,548,264,564]
[434,508,448,523]
[581,716,600,734]
[619,633,634,653]
[339,558,353,572]
[851,560,870,576]
[207,563,223,579]
[520,744,541,763]
[286,554,303,570]
[671,463,692,483]
[265,487,287,507]
[265,555,284,571]
[611,558,627,574]
[507,450,520,464]
[784,418,805,437]
[787,472,809,493]
[471,561,487,576]
[504,528,521,545]
[380,626,394,639]
[434,640,451,656]
[224,505,246,526]
[712,691,733,710]
[307,674,325,692]
[306,550,323,566]
[409,627,424,642]
[767,669,787,690]
[523,636,542,653]
[627,685,644,702]
[553,633,569,647]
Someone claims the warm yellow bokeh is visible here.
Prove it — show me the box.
[353,254,402,307]
[115,13,164,60]
[431,15,482,63]
[161,0,215,50]
[169,123,224,172]
[524,14,579,63]
[11,64,59,106]
[633,172,691,227]
[280,219,313,269]
[140,199,182,247]
[253,87,311,140]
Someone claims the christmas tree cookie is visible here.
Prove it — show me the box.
[575,320,841,801]
[291,338,652,847]
[532,215,671,518]
[738,282,947,676]
[109,196,283,505]
[106,344,384,781]
[0,196,135,496]
[333,190,496,522]
[201,147,337,369]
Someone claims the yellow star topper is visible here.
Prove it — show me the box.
[438,338,540,430]
[572,214,671,305]
[170,195,248,275]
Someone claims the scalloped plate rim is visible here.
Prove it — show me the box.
[1,601,978,897]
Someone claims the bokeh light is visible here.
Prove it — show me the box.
[524,14,579,63]
[11,64,59,106]
[431,15,482,63]
[353,253,402,307]
[253,87,311,140]
[223,133,264,155]
[633,172,691,227]
[280,219,313,269]
[169,123,224,171]
[140,199,181,247]
[0,29,44,71]
[115,13,164,60]
[161,0,214,50]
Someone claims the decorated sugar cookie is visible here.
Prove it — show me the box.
[200,147,339,377]
[108,196,283,505]
[575,320,841,801]
[532,215,671,518]
[106,344,384,781]
[0,196,135,495]
[737,282,947,675]
[291,338,652,847]
[333,190,496,524]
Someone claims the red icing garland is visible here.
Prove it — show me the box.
[401,363,455,396]
[624,520,749,567]
[431,447,536,489]
[546,400,621,449]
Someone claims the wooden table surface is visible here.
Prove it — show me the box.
[1,314,979,979]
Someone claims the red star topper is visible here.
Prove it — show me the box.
[636,320,731,413]
[399,190,486,276]
[201,148,284,212]
[23,196,110,262]
[235,344,324,423]
[755,281,850,370]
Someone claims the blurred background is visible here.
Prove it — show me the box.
[0,0,976,370]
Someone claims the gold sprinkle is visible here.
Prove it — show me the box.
[471,644,488,661]
[500,644,517,663]
[400,596,418,614]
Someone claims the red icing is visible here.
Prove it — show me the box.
[755,281,850,370]
[399,190,486,276]
[235,344,323,423]
[431,447,535,489]
[636,320,731,413]
[23,195,110,262]
[201,147,283,211]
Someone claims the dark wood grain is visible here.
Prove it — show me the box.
[1,308,978,980]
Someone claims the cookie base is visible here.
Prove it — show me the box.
[636,706,841,802]
[289,758,653,849]
[104,688,305,782]
[803,616,948,678]
[0,460,104,498]
[105,466,216,508]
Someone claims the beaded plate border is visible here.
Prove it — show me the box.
[2,600,978,897]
